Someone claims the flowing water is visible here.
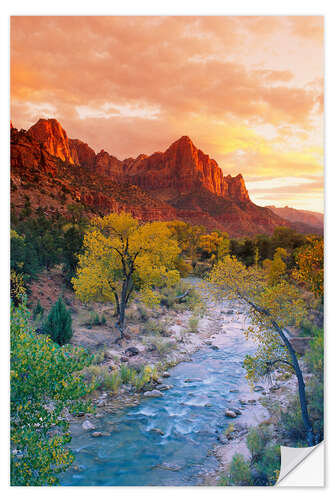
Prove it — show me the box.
[61,310,261,486]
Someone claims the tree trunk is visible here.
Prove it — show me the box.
[272,321,315,447]
[246,298,315,447]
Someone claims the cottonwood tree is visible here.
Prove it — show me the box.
[293,236,324,299]
[72,212,180,339]
[209,255,315,446]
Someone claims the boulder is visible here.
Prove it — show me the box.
[225,410,237,418]
[156,384,173,391]
[82,420,96,431]
[125,346,140,357]
[143,390,164,398]
[228,407,242,415]
[91,432,103,438]
[254,385,265,392]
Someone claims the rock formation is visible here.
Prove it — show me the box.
[11,118,320,236]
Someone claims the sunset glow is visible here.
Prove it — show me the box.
[11,16,324,211]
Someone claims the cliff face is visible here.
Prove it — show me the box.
[69,139,96,170]
[11,118,311,237]
[28,118,75,164]
[122,136,250,203]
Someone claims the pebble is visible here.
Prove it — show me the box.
[162,372,171,378]
[91,432,103,438]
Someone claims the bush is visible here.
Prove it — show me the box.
[120,365,137,384]
[10,270,26,307]
[137,305,149,321]
[43,297,73,346]
[246,426,270,461]
[33,299,44,321]
[141,319,166,336]
[304,327,323,380]
[188,315,199,332]
[229,454,252,485]
[10,302,93,485]
[254,444,281,486]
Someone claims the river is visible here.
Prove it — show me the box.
[60,305,263,486]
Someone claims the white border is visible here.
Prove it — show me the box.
[1,1,332,498]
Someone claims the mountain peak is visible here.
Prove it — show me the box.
[169,135,195,149]
[28,118,74,164]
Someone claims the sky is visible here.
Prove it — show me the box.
[10,16,324,212]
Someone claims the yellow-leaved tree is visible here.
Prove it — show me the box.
[72,212,181,339]
[209,255,315,446]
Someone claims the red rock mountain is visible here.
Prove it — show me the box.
[10,118,320,236]
[28,118,75,164]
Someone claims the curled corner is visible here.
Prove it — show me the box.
[276,442,324,486]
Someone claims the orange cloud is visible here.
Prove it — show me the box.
[10,16,324,211]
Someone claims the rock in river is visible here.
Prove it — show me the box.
[91,432,103,438]
[150,428,165,436]
[82,420,96,431]
[143,390,164,398]
[225,410,237,418]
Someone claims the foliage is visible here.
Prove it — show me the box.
[199,231,230,263]
[43,297,73,346]
[208,255,316,445]
[33,299,44,321]
[304,327,324,380]
[263,247,288,285]
[11,209,87,286]
[246,426,270,461]
[72,212,181,336]
[10,270,26,307]
[10,302,94,486]
[167,220,205,263]
[220,426,280,486]
[292,236,324,298]
[188,315,199,332]
[228,454,252,485]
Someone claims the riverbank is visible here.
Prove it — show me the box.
[55,276,300,486]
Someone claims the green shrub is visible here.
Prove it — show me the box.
[229,454,252,485]
[33,299,44,320]
[188,315,199,332]
[246,426,270,461]
[254,444,281,486]
[137,305,149,321]
[101,313,107,325]
[120,365,137,384]
[304,327,323,380]
[141,319,166,336]
[104,371,121,393]
[43,297,73,346]
[10,301,93,485]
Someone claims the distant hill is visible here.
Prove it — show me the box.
[266,205,323,233]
